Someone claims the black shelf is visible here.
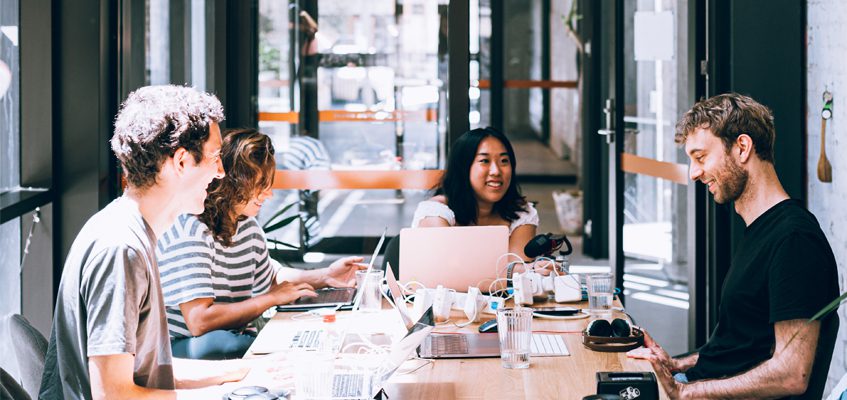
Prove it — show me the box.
[1,188,53,224]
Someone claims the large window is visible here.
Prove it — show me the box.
[1,0,21,318]
[257,0,449,257]
[145,0,211,90]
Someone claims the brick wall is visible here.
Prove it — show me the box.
[807,0,847,396]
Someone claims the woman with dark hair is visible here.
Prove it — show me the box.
[412,127,538,260]
[157,129,364,360]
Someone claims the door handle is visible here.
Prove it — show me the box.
[597,99,615,144]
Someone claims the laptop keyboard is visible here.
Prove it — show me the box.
[531,334,569,356]
[294,288,356,305]
[431,335,469,355]
[332,373,365,398]
[289,330,322,350]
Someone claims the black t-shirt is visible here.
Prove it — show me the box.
[686,200,839,398]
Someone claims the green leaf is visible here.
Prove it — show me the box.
[809,291,847,322]
[263,215,300,234]
[262,202,298,230]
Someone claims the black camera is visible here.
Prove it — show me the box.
[596,372,658,400]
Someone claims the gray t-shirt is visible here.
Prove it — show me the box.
[39,196,175,399]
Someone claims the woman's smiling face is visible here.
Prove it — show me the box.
[469,136,512,206]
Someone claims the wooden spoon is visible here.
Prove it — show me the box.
[817,117,832,183]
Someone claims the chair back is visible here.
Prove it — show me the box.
[381,235,400,280]
[7,314,47,399]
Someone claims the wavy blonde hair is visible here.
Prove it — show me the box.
[198,129,275,246]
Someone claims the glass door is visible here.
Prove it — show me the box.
[257,0,450,256]
[600,0,702,356]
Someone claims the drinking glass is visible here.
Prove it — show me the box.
[587,273,614,317]
[496,307,532,369]
[355,270,383,312]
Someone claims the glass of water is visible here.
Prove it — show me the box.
[496,307,532,369]
[587,273,614,317]
[355,270,383,312]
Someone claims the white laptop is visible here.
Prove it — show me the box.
[277,230,387,311]
[399,225,509,292]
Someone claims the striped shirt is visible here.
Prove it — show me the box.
[156,214,276,339]
[279,136,331,171]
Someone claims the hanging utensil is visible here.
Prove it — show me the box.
[817,91,833,183]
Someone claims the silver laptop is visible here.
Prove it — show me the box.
[325,306,435,399]
[384,264,567,358]
[384,262,498,358]
[277,230,387,311]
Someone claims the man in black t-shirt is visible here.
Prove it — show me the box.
[627,93,840,399]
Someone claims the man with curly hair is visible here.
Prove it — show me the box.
[40,85,250,399]
[628,93,839,399]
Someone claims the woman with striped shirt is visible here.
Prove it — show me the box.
[156,129,364,360]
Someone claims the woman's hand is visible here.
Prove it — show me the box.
[268,281,317,305]
[321,256,367,288]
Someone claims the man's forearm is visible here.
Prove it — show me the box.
[274,266,325,288]
[679,319,818,399]
[682,357,802,399]
[173,358,248,389]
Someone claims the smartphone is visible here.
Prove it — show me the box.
[532,306,580,317]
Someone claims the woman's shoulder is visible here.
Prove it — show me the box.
[429,195,448,205]
[509,202,539,232]
[412,197,456,227]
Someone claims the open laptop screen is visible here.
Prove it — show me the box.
[399,225,508,292]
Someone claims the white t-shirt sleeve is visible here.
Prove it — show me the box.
[411,200,456,227]
[509,202,540,234]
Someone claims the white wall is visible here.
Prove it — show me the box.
[807,0,847,396]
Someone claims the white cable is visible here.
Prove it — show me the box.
[399,281,427,304]
[495,252,526,279]
[451,303,479,328]
[399,281,426,295]
[533,256,558,276]
[488,278,513,300]
[290,311,322,321]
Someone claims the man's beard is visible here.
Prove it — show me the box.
[713,156,748,204]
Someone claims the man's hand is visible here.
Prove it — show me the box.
[647,355,685,399]
[268,281,317,305]
[321,256,366,288]
[173,358,249,389]
[626,329,679,373]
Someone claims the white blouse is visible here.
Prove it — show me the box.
[411,200,539,234]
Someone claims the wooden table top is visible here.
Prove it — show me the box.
[244,300,669,400]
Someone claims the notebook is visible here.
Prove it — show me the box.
[399,226,509,291]
[277,230,387,311]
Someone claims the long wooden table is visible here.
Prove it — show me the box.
[244,300,669,400]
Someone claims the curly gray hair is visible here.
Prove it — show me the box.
[111,85,225,189]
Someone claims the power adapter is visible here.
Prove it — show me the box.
[553,274,582,303]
